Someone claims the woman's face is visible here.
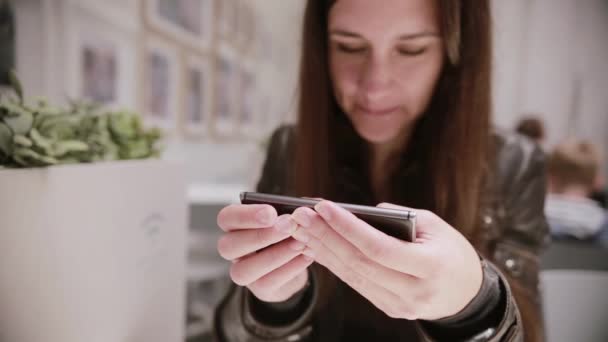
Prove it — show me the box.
[328,0,445,146]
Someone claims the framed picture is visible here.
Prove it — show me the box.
[212,46,238,137]
[181,55,211,138]
[65,3,137,109]
[237,61,260,138]
[216,0,237,43]
[146,0,214,50]
[142,36,180,133]
[79,34,118,105]
[234,1,255,53]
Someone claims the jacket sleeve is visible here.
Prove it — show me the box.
[489,137,550,342]
[213,126,319,342]
[417,136,549,342]
[416,260,523,342]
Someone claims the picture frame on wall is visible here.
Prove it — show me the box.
[216,0,237,43]
[142,36,180,134]
[237,61,260,138]
[146,0,214,50]
[65,3,137,110]
[212,46,238,138]
[78,33,118,105]
[181,54,211,139]
[234,1,255,53]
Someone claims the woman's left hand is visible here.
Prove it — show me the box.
[287,200,483,321]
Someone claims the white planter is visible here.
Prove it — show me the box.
[0,160,187,342]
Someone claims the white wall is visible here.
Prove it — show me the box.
[492,0,532,128]
[13,0,46,100]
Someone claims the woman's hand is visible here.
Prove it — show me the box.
[216,204,314,302]
[287,201,482,321]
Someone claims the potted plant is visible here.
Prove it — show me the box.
[0,73,187,342]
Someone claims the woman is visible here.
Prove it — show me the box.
[215,0,549,341]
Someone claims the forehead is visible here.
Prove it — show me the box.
[328,0,440,35]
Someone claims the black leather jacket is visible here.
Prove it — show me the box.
[215,126,550,341]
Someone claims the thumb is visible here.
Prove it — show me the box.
[377,203,442,235]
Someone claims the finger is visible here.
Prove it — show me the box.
[291,207,419,295]
[230,237,306,286]
[313,200,430,276]
[248,255,313,301]
[217,225,293,261]
[277,271,310,299]
[255,271,310,303]
[302,241,405,318]
[228,216,294,261]
[378,203,447,242]
[217,204,278,231]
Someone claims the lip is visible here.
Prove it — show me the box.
[356,105,399,116]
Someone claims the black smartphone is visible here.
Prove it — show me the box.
[240,192,416,242]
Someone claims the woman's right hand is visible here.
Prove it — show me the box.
[216,204,314,302]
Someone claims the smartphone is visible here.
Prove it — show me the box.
[240,192,416,242]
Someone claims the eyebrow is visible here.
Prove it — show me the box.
[329,29,440,40]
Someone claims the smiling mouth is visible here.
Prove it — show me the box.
[357,105,399,116]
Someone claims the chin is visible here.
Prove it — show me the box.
[346,109,409,145]
[351,121,404,145]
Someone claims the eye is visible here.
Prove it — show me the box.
[336,43,367,54]
[397,47,427,56]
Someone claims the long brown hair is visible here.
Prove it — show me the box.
[293,0,492,239]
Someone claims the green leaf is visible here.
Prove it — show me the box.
[120,139,149,159]
[1,72,164,167]
[53,140,89,157]
[34,112,70,131]
[29,128,54,155]
[37,115,78,140]
[8,70,24,104]
[13,147,58,167]
[13,134,33,147]
[0,121,12,157]
[1,101,30,118]
[4,111,34,135]
[109,112,137,140]
[145,127,162,141]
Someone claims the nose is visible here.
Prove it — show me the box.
[359,54,392,104]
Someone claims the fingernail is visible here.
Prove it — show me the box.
[288,239,306,251]
[302,248,315,259]
[256,208,275,225]
[275,216,297,233]
[292,209,311,227]
[292,226,310,243]
[314,201,332,220]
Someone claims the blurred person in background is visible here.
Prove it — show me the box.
[545,139,606,241]
[214,1,549,341]
[515,115,545,147]
[596,216,608,247]
[589,173,607,209]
